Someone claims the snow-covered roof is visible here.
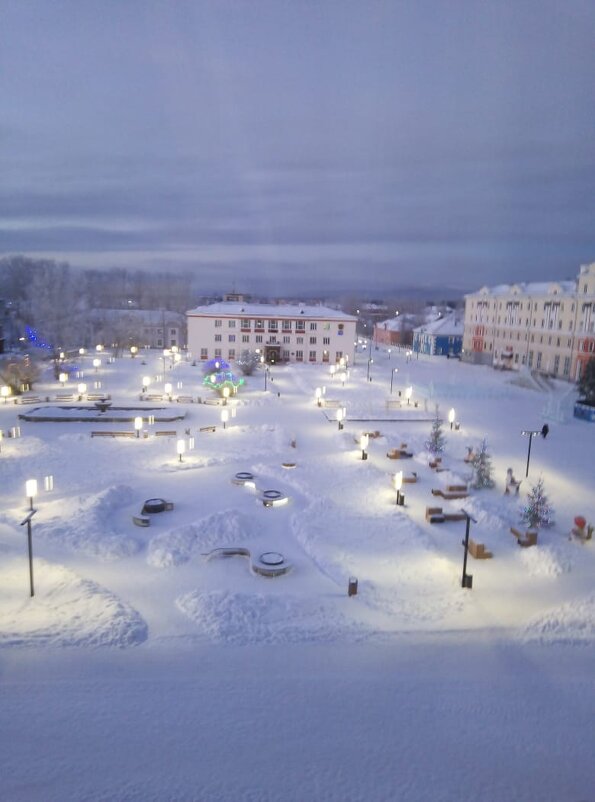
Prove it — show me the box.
[466,280,577,299]
[375,315,417,332]
[187,301,357,322]
[413,313,464,337]
[88,308,185,325]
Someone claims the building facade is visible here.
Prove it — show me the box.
[186,302,357,364]
[462,263,595,381]
[373,315,414,347]
[412,313,464,356]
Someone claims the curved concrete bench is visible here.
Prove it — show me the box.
[202,547,292,577]
[132,515,151,527]
[261,490,289,508]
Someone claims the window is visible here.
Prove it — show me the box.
[563,356,571,376]
[215,320,222,328]
[296,320,305,332]
[528,351,534,367]
[242,335,250,343]
[228,334,235,342]
[309,336,317,345]
[215,334,222,342]
[323,337,330,345]
[283,336,290,344]
[241,319,251,330]
[282,320,291,331]
[214,348,222,357]
[536,352,542,369]
[255,319,264,330]
[255,335,263,343]
[309,350,316,361]
[170,328,176,335]
[338,324,344,336]
[200,348,208,360]
[282,349,290,360]
[553,355,560,374]
[323,323,330,330]
[335,351,343,361]
[228,349,235,360]
[269,335,277,343]
[296,336,304,344]
[268,320,278,331]
[309,322,317,331]
[296,350,303,362]
[322,350,329,363]
[228,320,236,328]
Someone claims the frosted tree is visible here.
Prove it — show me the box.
[520,477,555,530]
[471,438,495,489]
[236,350,261,376]
[425,412,446,456]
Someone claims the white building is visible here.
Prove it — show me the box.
[186,302,357,364]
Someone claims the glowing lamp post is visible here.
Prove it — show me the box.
[1,385,12,403]
[79,347,86,356]
[340,371,347,387]
[96,344,103,353]
[393,470,403,505]
[222,386,230,405]
[59,372,68,387]
[448,408,456,430]
[315,387,322,407]
[221,409,229,430]
[330,365,336,378]
[142,376,151,393]
[93,358,101,373]
[77,382,87,400]
[164,382,172,400]
[176,439,186,462]
[21,480,39,597]
[130,346,138,358]
[390,367,399,394]
[388,348,392,360]
[134,416,143,438]
[360,433,369,461]
[405,386,413,405]
[521,429,541,477]
[336,407,344,430]
[26,478,38,511]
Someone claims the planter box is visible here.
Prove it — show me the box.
[574,401,595,422]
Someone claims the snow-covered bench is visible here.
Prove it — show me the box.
[431,485,468,500]
[425,506,467,524]
[463,538,493,559]
[91,431,136,438]
[510,527,538,548]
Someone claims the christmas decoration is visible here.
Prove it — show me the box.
[471,438,495,489]
[425,412,446,456]
[520,477,555,530]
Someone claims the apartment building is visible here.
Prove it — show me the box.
[462,263,595,381]
[186,302,357,364]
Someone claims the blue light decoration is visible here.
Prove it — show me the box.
[202,358,231,375]
[25,325,53,351]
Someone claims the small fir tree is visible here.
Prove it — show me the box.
[520,477,555,530]
[471,438,495,489]
[236,350,261,376]
[425,413,446,456]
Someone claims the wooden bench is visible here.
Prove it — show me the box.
[386,447,413,459]
[91,431,136,438]
[87,393,111,401]
[141,393,166,402]
[55,393,74,402]
[176,396,195,403]
[402,472,418,484]
[154,430,177,437]
[199,425,217,433]
[18,396,43,405]
[463,538,493,559]
[426,506,467,524]
[431,488,469,500]
[510,526,538,547]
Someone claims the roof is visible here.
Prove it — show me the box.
[413,313,464,337]
[186,301,357,322]
[88,308,185,325]
[465,280,577,299]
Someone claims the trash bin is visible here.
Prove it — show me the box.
[348,577,358,597]
[398,494,405,506]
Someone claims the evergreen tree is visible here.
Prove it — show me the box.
[236,350,261,376]
[471,438,495,489]
[425,413,446,456]
[520,477,555,529]
[578,357,595,404]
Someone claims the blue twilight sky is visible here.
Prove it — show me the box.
[1,0,594,296]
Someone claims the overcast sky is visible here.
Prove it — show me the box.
[1,0,594,296]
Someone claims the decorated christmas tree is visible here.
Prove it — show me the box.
[520,477,555,530]
[471,438,495,489]
[425,412,446,456]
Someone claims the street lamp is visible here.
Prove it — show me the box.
[460,509,477,589]
[448,408,456,430]
[164,382,173,400]
[77,382,87,400]
[330,365,336,378]
[405,386,413,405]
[315,387,322,407]
[1,385,12,403]
[388,348,392,360]
[336,407,344,430]
[222,386,230,405]
[20,489,37,598]
[390,367,399,394]
[134,416,143,438]
[59,372,68,386]
[26,478,38,511]
[366,357,373,381]
[142,376,151,393]
[521,430,541,477]
[360,433,369,461]
[130,346,138,358]
[176,438,186,462]
[93,358,101,373]
[393,470,403,505]
[221,409,229,429]
[264,365,269,391]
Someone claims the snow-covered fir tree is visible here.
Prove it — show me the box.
[471,438,495,489]
[425,412,446,456]
[521,477,555,529]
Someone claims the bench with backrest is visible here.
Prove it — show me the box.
[87,393,111,401]
[463,538,493,559]
[510,526,538,547]
[91,430,135,438]
[154,430,177,437]
[425,506,468,524]
[18,396,44,405]
[199,425,217,433]
[55,393,74,402]
[431,487,469,500]
[176,395,195,403]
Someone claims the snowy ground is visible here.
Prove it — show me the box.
[0,346,593,801]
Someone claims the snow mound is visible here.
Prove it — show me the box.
[176,590,369,644]
[147,509,257,568]
[0,559,147,648]
[39,484,141,560]
[522,593,595,645]
[459,495,519,531]
[519,544,573,577]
